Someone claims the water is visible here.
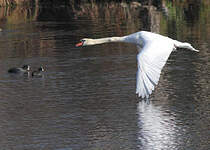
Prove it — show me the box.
[0,1,209,150]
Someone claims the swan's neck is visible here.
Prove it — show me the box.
[84,33,142,46]
[87,36,126,45]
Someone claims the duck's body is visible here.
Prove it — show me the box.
[8,65,30,74]
[76,31,198,99]
[32,67,44,77]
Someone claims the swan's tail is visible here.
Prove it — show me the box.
[174,40,199,52]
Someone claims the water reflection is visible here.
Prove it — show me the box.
[138,101,178,149]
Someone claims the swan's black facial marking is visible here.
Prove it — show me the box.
[80,39,85,45]
[76,39,85,47]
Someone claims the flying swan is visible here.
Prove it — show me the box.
[76,31,199,99]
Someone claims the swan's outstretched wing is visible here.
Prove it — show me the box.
[136,40,174,98]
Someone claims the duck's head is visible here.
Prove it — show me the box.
[38,66,44,72]
[22,65,30,71]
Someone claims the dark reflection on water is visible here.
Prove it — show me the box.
[0,1,209,150]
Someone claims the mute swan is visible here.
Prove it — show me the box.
[76,31,199,99]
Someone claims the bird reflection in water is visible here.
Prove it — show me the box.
[137,101,181,149]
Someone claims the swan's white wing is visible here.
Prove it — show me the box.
[136,40,174,98]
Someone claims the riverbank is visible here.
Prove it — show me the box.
[0,0,209,39]
[0,0,160,7]
[0,0,34,6]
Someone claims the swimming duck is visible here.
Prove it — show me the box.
[32,67,44,77]
[8,65,30,73]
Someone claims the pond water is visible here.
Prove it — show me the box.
[0,1,209,150]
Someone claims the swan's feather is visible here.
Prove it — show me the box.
[136,39,174,98]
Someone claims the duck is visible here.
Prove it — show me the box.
[76,31,199,99]
[8,65,30,74]
[32,67,44,77]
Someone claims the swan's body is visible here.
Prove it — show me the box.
[76,31,198,99]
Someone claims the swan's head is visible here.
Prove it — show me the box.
[76,38,95,47]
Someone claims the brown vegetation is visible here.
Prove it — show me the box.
[0,1,208,58]
[0,0,34,6]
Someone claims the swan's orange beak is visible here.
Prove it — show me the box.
[76,41,83,47]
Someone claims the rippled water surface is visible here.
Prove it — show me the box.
[0,1,209,150]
